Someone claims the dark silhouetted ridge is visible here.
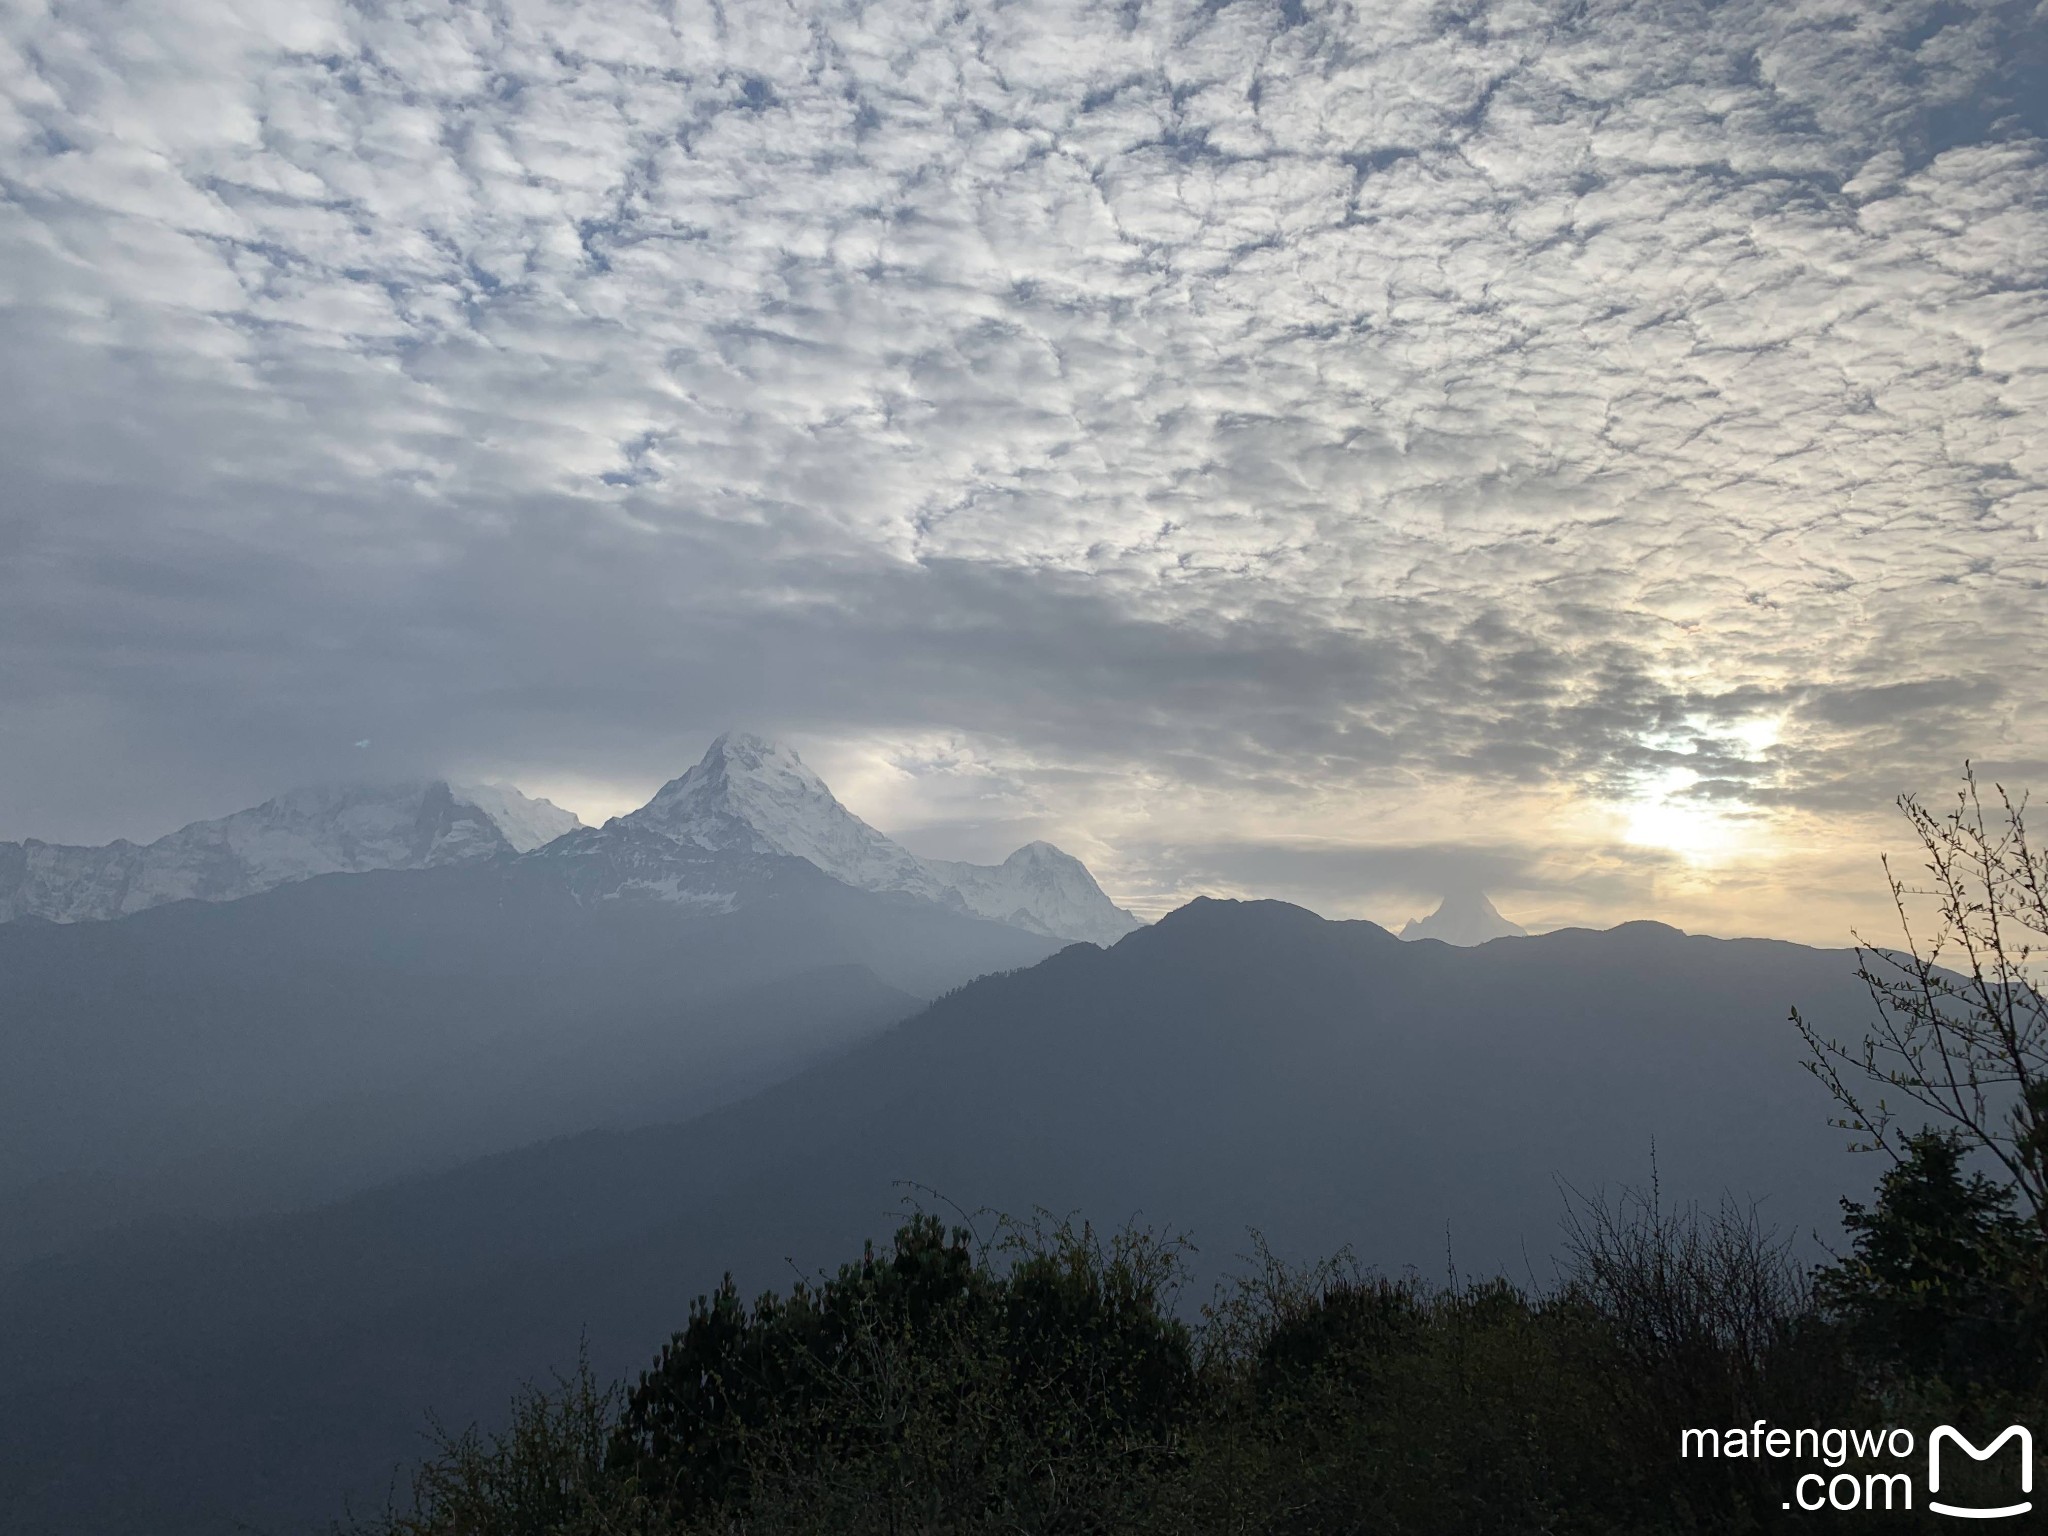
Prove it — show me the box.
[0,899,1881,1536]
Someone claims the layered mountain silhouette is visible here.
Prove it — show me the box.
[0,735,1136,1266]
[0,899,1879,1536]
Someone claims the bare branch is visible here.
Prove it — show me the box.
[1793,765,2048,1234]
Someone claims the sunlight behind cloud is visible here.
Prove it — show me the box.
[1619,769,1754,865]
[1728,715,1784,757]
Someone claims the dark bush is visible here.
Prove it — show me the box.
[346,1177,2047,1536]
[605,1210,1192,1535]
[1814,1129,2046,1394]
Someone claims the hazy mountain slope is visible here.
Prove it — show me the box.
[0,779,581,923]
[0,961,919,1273]
[0,900,1884,1536]
[0,852,1056,1259]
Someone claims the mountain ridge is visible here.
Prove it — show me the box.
[0,779,581,924]
[0,733,1140,946]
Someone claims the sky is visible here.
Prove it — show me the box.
[2,0,2045,943]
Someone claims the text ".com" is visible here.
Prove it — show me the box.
[1680,1422,2033,1517]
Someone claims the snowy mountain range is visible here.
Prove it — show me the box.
[535,733,1141,946]
[1399,890,1529,946]
[0,734,1141,946]
[0,780,581,924]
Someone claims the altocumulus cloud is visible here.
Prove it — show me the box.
[0,0,2044,940]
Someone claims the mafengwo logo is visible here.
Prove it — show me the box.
[1929,1427,2033,1520]
[1679,1422,2033,1516]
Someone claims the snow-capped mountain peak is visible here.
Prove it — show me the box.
[923,841,1142,947]
[637,733,837,837]
[625,733,953,904]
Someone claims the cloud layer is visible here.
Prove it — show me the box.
[3,0,2045,940]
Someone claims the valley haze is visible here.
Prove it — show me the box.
[0,726,1895,1535]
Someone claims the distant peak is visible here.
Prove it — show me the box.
[1445,890,1506,918]
[1155,896,1325,930]
[690,732,823,787]
[1399,890,1528,946]
[594,735,1141,946]
[705,730,797,762]
[0,776,555,923]
[639,734,830,813]
[1607,919,1688,939]
[1003,840,1074,866]
[628,732,889,877]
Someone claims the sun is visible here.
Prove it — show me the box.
[1619,768,1750,863]
[1608,711,1785,864]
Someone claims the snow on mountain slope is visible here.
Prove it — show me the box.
[572,733,1142,945]
[449,782,582,852]
[626,734,958,905]
[1399,890,1529,946]
[924,842,1142,947]
[0,781,582,923]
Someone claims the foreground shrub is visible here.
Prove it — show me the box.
[346,1176,2047,1536]
[1815,1129,2047,1395]
[343,1348,659,1536]
[611,1211,1193,1535]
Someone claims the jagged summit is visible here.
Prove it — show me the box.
[625,733,951,905]
[1399,890,1529,946]
[0,780,582,924]
[582,732,1142,946]
[633,732,824,829]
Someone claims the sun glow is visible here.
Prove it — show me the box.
[1619,768,1754,863]
[1727,713,1784,757]
[1608,710,1787,864]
